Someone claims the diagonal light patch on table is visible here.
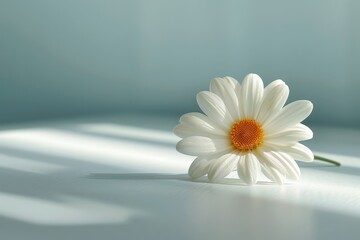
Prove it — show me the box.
[0,125,190,173]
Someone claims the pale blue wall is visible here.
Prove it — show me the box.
[1,0,359,126]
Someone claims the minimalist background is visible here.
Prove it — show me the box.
[1,2,360,239]
[1,0,359,126]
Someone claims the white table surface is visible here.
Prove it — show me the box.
[0,114,359,240]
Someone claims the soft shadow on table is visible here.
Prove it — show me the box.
[87,173,190,181]
[85,173,283,186]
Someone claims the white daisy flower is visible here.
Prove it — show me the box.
[174,74,314,184]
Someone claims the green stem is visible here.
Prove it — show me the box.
[314,155,341,166]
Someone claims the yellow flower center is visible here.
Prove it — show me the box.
[229,119,264,152]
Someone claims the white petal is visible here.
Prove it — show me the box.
[261,163,285,184]
[176,136,231,156]
[180,112,227,131]
[196,91,233,127]
[174,112,227,138]
[173,124,194,138]
[272,152,301,181]
[188,156,210,179]
[173,124,227,138]
[207,152,239,182]
[210,77,240,120]
[237,153,260,184]
[180,112,211,125]
[257,147,300,181]
[235,82,245,119]
[265,100,313,132]
[257,80,289,124]
[223,76,239,87]
[275,143,314,162]
[255,150,285,184]
[265,124,313,145]
[256,150,287,175]
[241,74,264,118]
[224,76,244,120]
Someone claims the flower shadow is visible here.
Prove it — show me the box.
[86,173,282,186]
[86,173,191,181]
